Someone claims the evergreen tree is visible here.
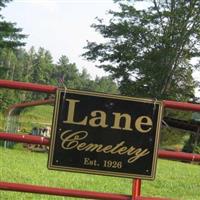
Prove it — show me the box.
[0,48,17,79]
[0,0,26,49]
[30,48,54,100]
[53,55,80,88]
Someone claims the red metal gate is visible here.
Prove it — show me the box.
[0,79,200,200]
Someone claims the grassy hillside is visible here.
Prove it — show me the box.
[0,105,53,133]
[18,105,54,132]
[0,147,200,200]
[0,105,53,132]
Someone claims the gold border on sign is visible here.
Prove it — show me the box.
[47,88,163,180]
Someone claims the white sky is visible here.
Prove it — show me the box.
[2,0,117,78]
[2,0,200,96]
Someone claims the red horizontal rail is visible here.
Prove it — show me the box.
[0,181,130,200]
[0,79,57,94]
[8,99,54,111]
[0,181,170,200]
[1,132,200,162]
[1,80,200,112]
[163,100,200,112]
[158,150,200,162]
[0,132,49,145]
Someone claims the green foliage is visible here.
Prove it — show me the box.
[0,0,11,10]
[83,0,200,100]
[0,89,22,111]
[0,111,5,130]
[0,0,118,109]
[162,108,200,150]
[0,0,26,49]
[52,55,80,88]
[0,46,119,112]
[52,56,119,94]
[183,132,200,154]
[160,127,190,150]
[0,48,17,80]
[92,76,119,94]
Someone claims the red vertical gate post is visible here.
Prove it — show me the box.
[132,179,141,200]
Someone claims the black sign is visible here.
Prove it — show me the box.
[48,89,163,179]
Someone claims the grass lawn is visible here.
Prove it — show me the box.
[0,104,200,199]
[0,147,200,200]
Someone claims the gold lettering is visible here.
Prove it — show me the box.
[126,146,136,155]
[111,113,133,131]
[89,111,108,128]
[60,130,150,164]
[84,157,90,165]
[117,146,128,155]
[60,130,88,150]
[77,142,87,151]
[63,99,87,125]
[102,145,113,153]
[135,116,152,133]
[62,99,154,133]
[84,143,104,152]
[128,149,150,163]
[110,141,125,154]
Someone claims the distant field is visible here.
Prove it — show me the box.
[0,147,200,200]
[0,105,53,133]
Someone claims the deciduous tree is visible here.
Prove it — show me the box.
[83,0,200,101]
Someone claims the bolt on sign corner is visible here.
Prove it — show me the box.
[48,89,163,180]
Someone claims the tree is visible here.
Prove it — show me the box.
[52,56,119,93]
[83,0,200,101]
[77,68,92,89]
[0,48,17,79]
[53,55,80,88]
[0,0,26,49]
[31,48,53,84]
[92,76,119,94]
[30,48,54,100]
[183,131,200,154]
